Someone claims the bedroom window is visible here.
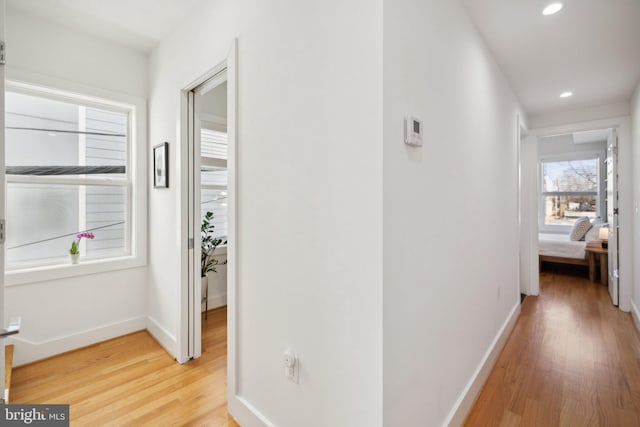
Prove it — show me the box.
[6,87,133,271]
[541,158,599,227]
[201,128,227,240]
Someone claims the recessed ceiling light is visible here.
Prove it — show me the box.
[560,91,573,98]
[542,3,563,16]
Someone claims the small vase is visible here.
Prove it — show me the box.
[201,275,209,319]
[69,253,80,264]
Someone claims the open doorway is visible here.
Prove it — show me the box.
[186,71,228,359]
[198,82,229,324]
[534,127,620,305]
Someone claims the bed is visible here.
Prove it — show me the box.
[538,233,588,268]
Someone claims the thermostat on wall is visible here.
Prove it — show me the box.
[404,116,423,146]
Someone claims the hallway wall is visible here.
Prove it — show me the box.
[631,81,640,330]
[383,0,524,425]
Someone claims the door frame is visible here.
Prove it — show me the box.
[517,115,540,296]
[177,41,237,382]
[525,116,632,311]
[0,0,6,403]
[606,129,619,305]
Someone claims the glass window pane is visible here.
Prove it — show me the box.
[201,188,228,239]
[543,195,597,226]
[6,92,127,179]
[201,129,227,159]
[201,167,227,186]
[84,108,127,178]
[542,159,598,192]
[7,183,127,269]
[85,186,128,257]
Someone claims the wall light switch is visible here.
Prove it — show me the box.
[404,116,423,146]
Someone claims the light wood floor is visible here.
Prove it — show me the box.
[13,271,640,426]
[465,266,640,426]
[12,307,240,427]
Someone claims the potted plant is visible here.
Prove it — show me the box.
[201,211,226,317]
[69,231,95,264]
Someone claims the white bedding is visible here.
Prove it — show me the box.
[539,233,587,260]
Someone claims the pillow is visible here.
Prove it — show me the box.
[570,216,592,241]
[585,221,607,242]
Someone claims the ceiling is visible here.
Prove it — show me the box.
[7,0,204,52]
[463,0,640,116]
[7,0,640,117]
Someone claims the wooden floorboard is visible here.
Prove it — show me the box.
[465,269,640,426]
[5,344,14,401]
[11,307,240,427]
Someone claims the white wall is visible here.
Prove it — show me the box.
[538,134,606,158]
[200,81,227,119]
[5,7,148,366]
[6,7,148,98]
[529,101,631,129]
[147,1,382,426]
[203,248,227,311]
[383,0,524,425]
[632,81,640,330]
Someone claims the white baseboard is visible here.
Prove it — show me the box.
[631,301,640,336]
[146,315,177,359]
[443,301,521,427]
[8,316,146,367]
[202,294,227,311]
[229,395,276,427]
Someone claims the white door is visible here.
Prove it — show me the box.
[0,0,7,401]
[606,129,619,306]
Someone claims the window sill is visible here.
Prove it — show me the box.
[5,255,146,287]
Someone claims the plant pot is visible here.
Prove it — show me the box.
[69,253,80,264]
[201,275,209,319]
[201,276,208,304]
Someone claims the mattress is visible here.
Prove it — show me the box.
[539,233,587,260]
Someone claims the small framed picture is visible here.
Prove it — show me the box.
[153,142,169,188]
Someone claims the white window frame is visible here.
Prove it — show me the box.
[538,152,603,234]
[5,79,147,286]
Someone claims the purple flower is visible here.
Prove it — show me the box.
[69,231,95,254]
[76,232,95,240]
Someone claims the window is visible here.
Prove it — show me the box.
[6,86,134,271]
[540,158,599,228]
[201,128,227,239]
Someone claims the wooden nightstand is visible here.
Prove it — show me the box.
[585,243,608,285]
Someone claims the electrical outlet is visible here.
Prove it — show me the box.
[283,350,299,384]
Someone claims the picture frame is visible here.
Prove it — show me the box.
[153,142,169,189]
